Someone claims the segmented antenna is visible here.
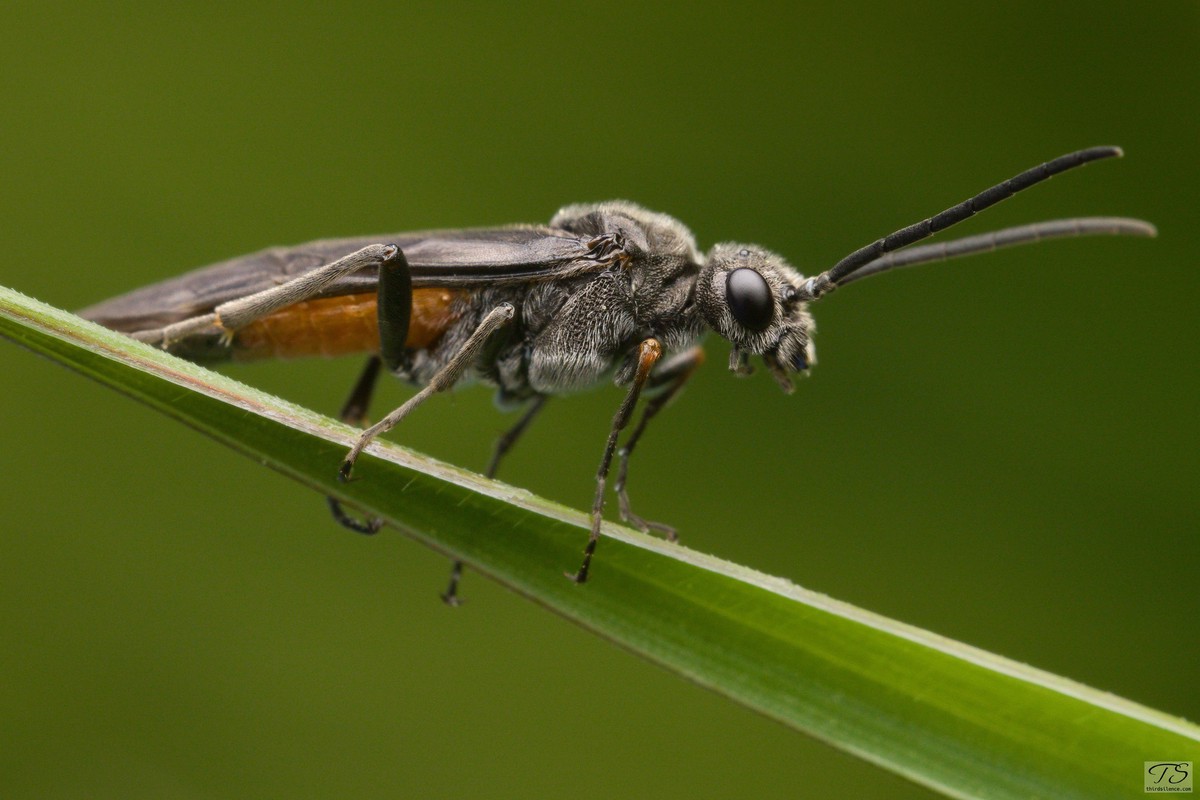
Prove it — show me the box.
[799,146,1126,300]
[837,217,1157,286]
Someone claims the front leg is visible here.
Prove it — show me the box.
[614,346,705,540]
[571,338,662,584]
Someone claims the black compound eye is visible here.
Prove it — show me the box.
[726,268,774,331]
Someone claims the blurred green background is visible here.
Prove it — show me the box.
[2,2,1196,797]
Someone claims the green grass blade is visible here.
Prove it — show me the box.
[2,285,1196,799]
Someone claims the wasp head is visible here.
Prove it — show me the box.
[697,243,816,393]
[690,149,1159,393]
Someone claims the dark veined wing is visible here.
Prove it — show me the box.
[79,225,625,332]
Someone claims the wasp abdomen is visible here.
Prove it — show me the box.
[232,289,463,361]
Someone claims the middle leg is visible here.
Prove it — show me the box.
[440,394,549,606]
[340,302,516,479]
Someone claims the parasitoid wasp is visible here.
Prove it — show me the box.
[80,146,1155,601]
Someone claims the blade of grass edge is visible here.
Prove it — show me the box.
[1,285,1196,800]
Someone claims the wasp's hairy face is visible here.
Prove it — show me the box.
[696,243,816,391]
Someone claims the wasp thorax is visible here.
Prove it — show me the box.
[697,243,816,386]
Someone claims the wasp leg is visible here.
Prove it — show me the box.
[440,394,549,606]
[376,244,413,374]
[614,346,705,541]
[340,302,516,480]
[326,247,414,534]
[485,394,549,480]
[328,355,385,535]
[132,244,403,346]
[571,338,663,584]
[340,354,384,429]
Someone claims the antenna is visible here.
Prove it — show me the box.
[799,146,1128,300]
[837,217,1156,286]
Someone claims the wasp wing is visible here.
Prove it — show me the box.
[79,226,625,332]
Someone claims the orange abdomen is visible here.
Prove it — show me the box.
[232,289,463,360]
